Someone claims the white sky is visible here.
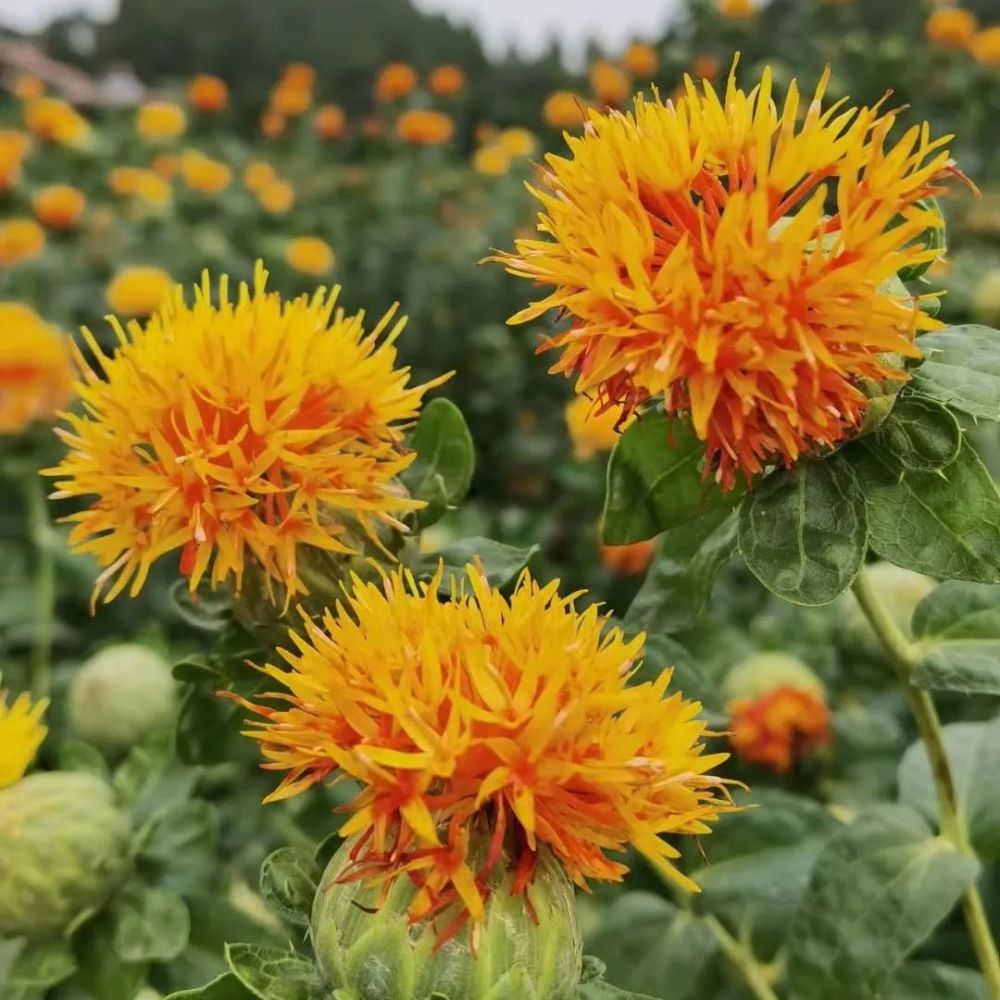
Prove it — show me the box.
[0,0,682,65]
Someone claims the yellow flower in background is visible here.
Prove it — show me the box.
[0,219,45,266]
[108,166,144,196]
[623,42,659,78]
[33,184,86,231]
[47,264,447,605]
[24,97,89,146]
[257,178,295,214]
[564,395,632,459]
[498,126,535,158]
[472,144,511,176]
[137,100,188,140]
[495,65,958,490]
[542,90,588,128]
[0,686,47,788]
[314,104,348,140]
[971,26,1000,65]
[719,0,756,16]
[589,59,631,106]
[0,303,73,434]
[374,62,418,102]
[243,159,277,192]
[925,7,978,48]
[0,129,32,192]
[105,266,173,316]
[285,236,335,274]
[108,166,171,206]
[427,63,466,96]
[180,150,232,193]
[152,152,180,179]
[188,74,229,113]
[260,111,286,139]
[13,74,44,102]
[238,565,732,929]
[395,108,454,145]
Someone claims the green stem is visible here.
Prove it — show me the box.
[851,567,1000,998]
[24,474,55,701]
[705,916,781,1000]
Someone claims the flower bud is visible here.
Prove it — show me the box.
[723,652,824,704]
[973,269,1000,327]
[837,562,934,652]
[0,771,130,937]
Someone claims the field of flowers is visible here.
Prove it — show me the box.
[2,1,1000,998]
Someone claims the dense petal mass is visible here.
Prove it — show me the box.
[46,264,446,605]
[239,565,733,933]
[495,63,959,488]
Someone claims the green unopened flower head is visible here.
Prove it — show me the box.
[0,771,130,938]
[838,562,935,651]
[972,268,1000,326]
[723,652,824,704]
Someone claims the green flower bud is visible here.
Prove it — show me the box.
[68,644,176,754]
[838,562,934,651]
[311,835,582,1000]
[972,269,1000,327]
[723,652,824,704]
[0,771,130,938]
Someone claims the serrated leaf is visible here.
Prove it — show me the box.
[225,943,321,1000]
[785,805,979,1000]
[624,509,736,634]
[111,884,191,963]
[850,439,1000,583]
[911,325,1000,421]
[402,397,475,528]
[259,847,320,927]
[602,413,734,545]
[873,395,961,472]
[166,972,257,999]
[738,456,867,605]
[898,718,1000,860]
[421,536,538,592]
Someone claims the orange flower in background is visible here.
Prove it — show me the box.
[238,565,733,933]
[691,54,721,81]
[729,686,831,774]
[314,104,348,140]
[152,152,180,179]
[47,264,446,605]
[589,60,631,106]
[971,26,1000,65]
[472,145,510,176]
[925,7,978,48]
[285,236,335,275]
[498,126,535,158]
[374,62,418,102]
[243,160,277,191]
[109,167,170,207]
[0,129,31,191]
[180,150,232,193]
[542,90,588,129]
[270,84,312,117]
[0,219,45,266]
[281,63,316,91]
[24,97,89,146]
[33,184,86,231]
[137,100,188,140]
[495,65,958,490]
[623,42,659,79]
[188,74,229,113]
[600,539,655,575]
[260,111,286,139]
[362,116,385,138]
[13,75,44,102]
[105,266,173,316]
[564,395,631,459]
[257,178,295,214]
[428,64,466,97]
[396,108,454,145]
[0,303,72,434]
[719,0,756,16]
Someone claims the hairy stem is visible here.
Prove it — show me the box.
[705,916,781,1000]
[24,474,55,701]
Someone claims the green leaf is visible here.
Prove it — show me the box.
[785,805,979,1000]
[873,395,962,472]
[898,718,1000,860]
[402,397,475,528]
[225,943,321,1000]
[420,536,538,592]
[738,456,867,605]
[885,961,988,1000]
[166,972,257,999]
[174,682,249,766]
[910,582,1000,694]
[259,847,320,927]
[576,982,663,1000]
[111,884,191,963]
[623,509,736,634]
[850,439,1000,584]
[911,325,1000,421]
[137,800,221,894]
[56,739,110,778]
[70,913,149,1000]
[602,413,734,545]
[2,938,76,993]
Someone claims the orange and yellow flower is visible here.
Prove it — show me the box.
[285,236,335,275]
[0,129,32,191]
[109,167,171,207]
[623,42,659,79]
[495,65,958,489]
[188,74,229,113]
[0,219,45,266]
[729,685,831,774]
[542,90,589,129]
[970,26,1000,66]
[47,264,446,605]
[473,145,511,177]
[0,303,73,434]
[719,0,756,16]
[375,62,418,103]
[105,266,173,317]
[243,160,276,192]
[589,60,631,106]
[238,564,733,932]
[180,150,232,193]
[270,84,312,117]
[0,684,48,788]
[24,97,89,146]
[427,64,466,97]
[396,109,454,146]
[257,178,295,214]
[137,100,188,141]
[314,104,348,140]
[260,111,286,139]
[925,7,978,49]
[33,184,86,230]
[498,127,535,159]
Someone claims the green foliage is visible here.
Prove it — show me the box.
[872,395,963,472]
[911,326,1000,422]
[110,883,191,963]
[224,943,322,1000]
[258,848,319,928]
[420,535,538,591]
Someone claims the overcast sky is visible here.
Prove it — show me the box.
[0,0,681,63]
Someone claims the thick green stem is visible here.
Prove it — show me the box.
[24,474,55,701]
[851,567,1000,998]
[705,916,781,1000]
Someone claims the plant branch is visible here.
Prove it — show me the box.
[24,473,55,701]
[705,916,781,1000]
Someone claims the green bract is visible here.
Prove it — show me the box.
[723,652,824,702]
[311,835,582,1000]
[0,771,130,938]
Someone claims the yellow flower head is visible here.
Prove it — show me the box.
[24,97,89,146]
[375,62,418,103]
[137,100,188,141]
[188,74,229,113]
[0,129,32,191]
[285,236,335,275]
[395,109,454,146]
[33,184,86,231]
[623,42,659,79]
[427,64,466,97]
[564,395,633,459]
[238,565,732,931]
[0,218,45,266]
[180,150,232,193]
[314,104,348,140]
[589,60,631,107]
[925,7,978,49]
[473,145,511,177]
[47,264,446,606]
[106,266,174,317]
[498,126,536,159]
[495,64,959,489]
[0,686,47,788]
[719,0,756,16]
[542,90,589,129]
[257,178,295,215]
[243,160,277,192]
[971,26,1000,66]
[0,303,73,434]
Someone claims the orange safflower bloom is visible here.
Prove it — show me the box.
[623,42,659,79]
[260,111,286,139]
[285,236,335,275]
[105,266,173,317]
[238,565,733,934]
[718,0,756,16]
[473,145,510,177]
[0,129,32,192]
[729,685,831,774]
[498,127,535,158]
[24,97,89,146]
[257,178,295,214]
[589,60,631,106]
[108,167,170,207]
[970,26,1000,65]
[374,62,418,103]
[33,184,86,231]
[46,264,446,605]
[691,54,721,81]
[427,64,466,97]
[495,65,958,490]
[270,84,312,117]
[396,109,454,146]
[600,539,655,575]
[314,104,348,140]
[281,63,316,91]
[180,150,232,193]
[925,7,978,48]
[152,152,180,179]
[542,90,588,129]
[243,160,277,192]
[137,101,188,141]
[188,74,229,113]
[13,75,44,102]
[0,219,45,266]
